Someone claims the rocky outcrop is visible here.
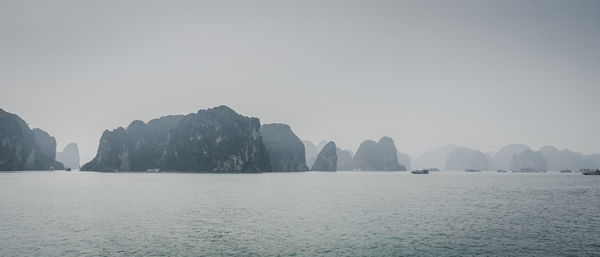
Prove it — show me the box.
[56,143,80,169]
[336,148,354,171]
[311,141,337,171]
[510,149,547,171]
[539,145,597,170]
[445,147,492,171]
[493,144,530,170]
[397,152,412,170]
[353,137,406,171]
[0,108,63,171]
[260,123,308,172]
[29,129,64,170]
[415,144,458,170]
[303,140,319,168]
[81,106,271,172]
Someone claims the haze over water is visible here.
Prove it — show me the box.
[1,171,598,256]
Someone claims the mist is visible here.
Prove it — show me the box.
[1,0,599,163]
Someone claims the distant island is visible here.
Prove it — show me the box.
[2,105,600,172]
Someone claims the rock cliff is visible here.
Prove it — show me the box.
[311,141,337,171]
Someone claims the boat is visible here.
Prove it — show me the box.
[497,170,507,173]
[582,169,600,175]
[512,168,545,173]
[65,168,72,171]
[465,169,481,172]
[579,168,596,173]
[411,169,429,174]
[559,169,572,173]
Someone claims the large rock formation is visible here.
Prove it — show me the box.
[303,140,319,168]
[493,144,530,170]
[539,145,597,170]
[353,137,406,171]
[311,141,337,171]
[445,147,492,171]
[397,152,412,170]
[336,148,354,171]
[81,106,271,172]
[415,144,458,170]
[259,123,308,172]
[56,143,80,169]
[0,108,64,171]
[510,149,548,171]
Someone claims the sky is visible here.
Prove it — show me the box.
[1,0,599,163]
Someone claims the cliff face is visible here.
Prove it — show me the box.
[539,145,598,170]
[493,144,530,170]
[336,148,354,171]
[397,152,412,170]
[311,141,337,171]
[27,129,64,170]
[0,108,63,171]
[510,149,547,171]
[353,137,406,171]
[81,106,271,172]
[56,143,80,169]
[259,123,308,172]
[445,147,492,171]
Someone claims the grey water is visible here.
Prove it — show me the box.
[0,171,599,257]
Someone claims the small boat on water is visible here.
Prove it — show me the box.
[560,169,572,173]
[497,170,507,173]
[411,169,429,174]
[512,168,545,173]
[465,169,481,172]
[65,168,72,171]
[582,169,600,175]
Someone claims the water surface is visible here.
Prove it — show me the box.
[1,171,599,256]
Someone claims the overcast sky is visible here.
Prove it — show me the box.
[1,0,599,163]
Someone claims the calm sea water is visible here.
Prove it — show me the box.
[0,171,599,256]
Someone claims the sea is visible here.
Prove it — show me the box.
[0,171,599,256]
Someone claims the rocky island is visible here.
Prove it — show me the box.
[81,106,272,172]
[311,141,337,171]
[260,123,308,172]
[56,143,80,170]
[353,137,406,171]
[0,108,64,171]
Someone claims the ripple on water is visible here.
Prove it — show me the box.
[0,171,599,256]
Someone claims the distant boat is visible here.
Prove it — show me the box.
[411,169,429,174]
[65,168,72,171]
[512,168,545,173]
[465,169,481,172]
[582,169,600,175]
[559,169,572,173]
[579,168,596,173]
[49,167,55,171]
[497,170,507,173]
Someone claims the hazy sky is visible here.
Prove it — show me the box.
[1,0,599,163]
